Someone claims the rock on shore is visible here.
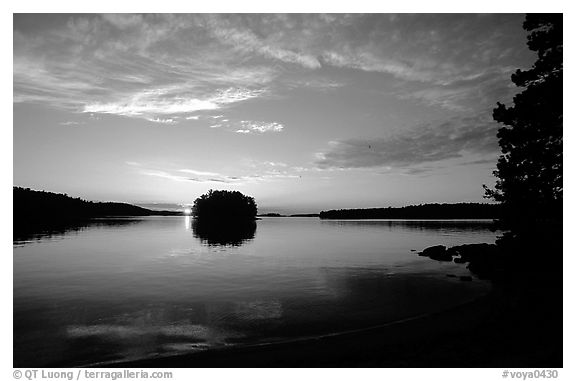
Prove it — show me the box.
[418,243,500,278]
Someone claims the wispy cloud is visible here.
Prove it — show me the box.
[206,15,321,70]
[396,67,517,112]
[186,116,285,134]
[315,114,499,170]
[178,168,222,177]
[14,14,529,131]
[140,170,193,182]
[133,161,301,185]
[84,94,219,118]
[234,121,284,134]
[139,166,246,184]
[82,87,265,123]
[14,15,276,124]
[146,117,178,124]
[59,121,84,126]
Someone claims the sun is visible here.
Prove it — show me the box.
[183,208,192,215]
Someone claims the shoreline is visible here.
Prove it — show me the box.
[89,294,489,368]
[101,272,561,368]
[101,291,494,368]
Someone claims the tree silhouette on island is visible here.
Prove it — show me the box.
[191,190,258,246]
[192,189,258,220]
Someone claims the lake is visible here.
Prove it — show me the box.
[14,216,499,367]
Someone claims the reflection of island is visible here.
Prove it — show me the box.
[192,219,256,246]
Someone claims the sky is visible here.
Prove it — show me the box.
[13,14,536,214]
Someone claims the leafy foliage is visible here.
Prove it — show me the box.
[485,14,562,228]
[192,189,257,220]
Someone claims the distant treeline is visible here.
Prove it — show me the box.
[14,187,180,222]
[319,203,501,220]
[257,213,320,217]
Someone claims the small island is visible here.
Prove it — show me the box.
[190,190,258,246]
[192,189,257,220]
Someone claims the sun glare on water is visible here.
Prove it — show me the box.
[183,208,192,215]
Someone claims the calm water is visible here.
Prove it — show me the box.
[14,217,499,367]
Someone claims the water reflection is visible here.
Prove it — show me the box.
[184,215,192,230]
[192,219,257,246]
[14,216,497,366]
[13,218,145,244]
[321,219,499,233]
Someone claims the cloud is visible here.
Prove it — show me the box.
[178,168,222,177]
[135,162,301,185]
[459,158,498,166]
[14,15,275,124]
[13,56,105,109]
[101,14,144,30]
[82,87,265,122]
[206,16,321,69]
[140,170,193,182]
[315,114,499,170]
[140,167,249,184]
[183,117,284,134]
[234,121,284,134]
[262,161,288,168]
[209,87,267,105]
[286,78,345,91]
[146,117,177,124]
[320,51,440,84]
[14,14,530,131]
[402,167,436,175]
[396,67,517,112]
[84,94,219,118]
[59,121,84,126]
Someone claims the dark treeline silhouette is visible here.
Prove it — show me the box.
[14,187,180,218]
[319,203,500,220]
[412,15,562,282]
[486,14,562,229]
[14,187,179,240]
[484,13,562,270]
[192,189,257,220]
[258,213,320,217]
[412,15,563,368]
